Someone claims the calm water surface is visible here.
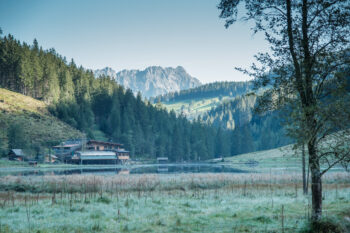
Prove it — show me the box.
[0,163,248,176]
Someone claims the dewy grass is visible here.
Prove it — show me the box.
[0,173,349,232]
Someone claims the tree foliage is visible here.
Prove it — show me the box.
[218,0,350,221]
[152,81,252,103]
[203,94,292,155]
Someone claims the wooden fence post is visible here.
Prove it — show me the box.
[281,204,284,233]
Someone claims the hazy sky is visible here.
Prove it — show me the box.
[0,0,269,83]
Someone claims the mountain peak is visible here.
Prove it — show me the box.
[94,67,116,78]
[94,66,202,98]
[175,65,185,71]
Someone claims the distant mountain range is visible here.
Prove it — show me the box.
[94,66,202,98]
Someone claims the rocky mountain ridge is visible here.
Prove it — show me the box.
[94,66,202,98]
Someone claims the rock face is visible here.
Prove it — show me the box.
[94,66,202,98]
[94,67,116,80]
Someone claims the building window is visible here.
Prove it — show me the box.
[97,146,100,151]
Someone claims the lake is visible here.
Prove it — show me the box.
[0,163,248,176]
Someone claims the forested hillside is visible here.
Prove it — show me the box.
[152,81,252,103]
[152,77,291,155]
[202,94,292,155]
[154,81,253,120]
[0,33,233,161]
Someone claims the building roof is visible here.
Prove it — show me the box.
[87,140,123,147]
[75,151,117,160]
[53,144,81,148]
[76,151,116,156]
[157,157,168,160]
[9,149,25,156]
[80,155,117,160]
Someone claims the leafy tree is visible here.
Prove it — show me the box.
[218,0,350,221]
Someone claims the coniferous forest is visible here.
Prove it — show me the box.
[152,81,253,103]
[0,34,237,161]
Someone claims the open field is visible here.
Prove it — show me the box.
[222,146,303,172]
[222,145,348,173]
[0,172,349,233]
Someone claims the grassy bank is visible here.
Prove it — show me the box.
[0,159,29,168]
[221,146,300,172]
[222,145,348,173]
[0,173,349,232]
[0,88,84,155]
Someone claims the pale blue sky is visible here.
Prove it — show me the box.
[0,0,268,83]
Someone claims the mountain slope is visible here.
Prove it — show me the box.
[94,66,202,98]
[155,81,253,102]
[0,88,84,155]
[157,81,253,120]
[94,67,116,79]
[202,94,292,155]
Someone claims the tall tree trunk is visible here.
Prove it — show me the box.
[308,142,322,221]
[302,144,308,195]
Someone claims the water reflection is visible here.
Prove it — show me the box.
[0,164,247,176]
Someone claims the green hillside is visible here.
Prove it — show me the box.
[154,81,252,102]
[159,85,292,156]
[161,96,235,120]
[0,88,84,156]
[223,145,300,172]
[157,81,252,119]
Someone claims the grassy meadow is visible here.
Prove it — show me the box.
[0,172,349,232]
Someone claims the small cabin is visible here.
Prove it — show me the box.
[52,143,82,162]
[116,149,130,164]
[53,139,127,164]
[8,149,26,161]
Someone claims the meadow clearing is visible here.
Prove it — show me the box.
[0,171,349,233]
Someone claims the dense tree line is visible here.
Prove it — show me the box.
[152,81,252,103]
[202,94,292,155]
[0,33,233,161]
